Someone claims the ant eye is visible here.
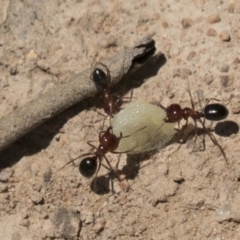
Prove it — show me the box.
[204,103,229,121]
[92,68,108,88]
[79,157,98,178]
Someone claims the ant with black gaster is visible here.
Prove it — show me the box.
[156,89,230,163]
[55,125,146,183]
[91,62,132,127]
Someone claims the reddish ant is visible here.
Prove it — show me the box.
[56,125,146,181]
[91,62,132,126]
[156,89,230,162]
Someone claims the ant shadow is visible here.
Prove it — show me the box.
[89,152,157,195]
[0,52,166,171]
[165,119,239,152]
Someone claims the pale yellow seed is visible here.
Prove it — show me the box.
[111,101,176,154]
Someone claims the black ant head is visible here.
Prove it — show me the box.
[92,68,108,89]
[204,103,229,121]
[79,157,98,178]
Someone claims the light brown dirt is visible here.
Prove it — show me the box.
[1,1,240,240]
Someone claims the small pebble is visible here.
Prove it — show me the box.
[187,51,196,61]
[0,183,8,193]
[37,59,50,71]
[203,74,214,85]
[219,31,231,42]
[220,65,230,73]
[232,57,240,65]
[162,21,168,28]
[93,222,105,234]
[27,50,38,60]
[216,205,231,222]
[9,65,18,75]
[0,168,13,182]
[181,18,193,29]
[228,3,234,13]
[220,75,233,88]
[30,191,44,204]
[207,14,221,24]
[206,28,217,37]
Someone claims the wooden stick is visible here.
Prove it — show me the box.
[0,35,156,152]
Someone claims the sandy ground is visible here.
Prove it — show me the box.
[0,0,240,239]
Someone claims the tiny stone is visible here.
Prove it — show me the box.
[93,222,105,234]
[181,18,193,29]
[167,89,175,99]
[220,65,230,72]
[0,76,9,88]
[231,213,240,223]
[219,31,231,42]
[232,57,240,65]
[43,169,52,183]
[9,65,18,75]
[228,3,234,13]
[187,51,196,61]
[162,21,168,28]
[207,14,221,24]
[172,69,181,78]
[216,205,231,222]
[220,75,233,88]
[203,74,214,85]
[27,50,38,60]
[0,168,13,182]
[19,219,30,227]
[30,191,44,204]
[37,59,50,71]
[180,68,192,79]
[85,213,94,224]
[0,183,8,193]
[206,28,217,37]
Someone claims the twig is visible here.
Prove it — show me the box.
[0,35,156,152]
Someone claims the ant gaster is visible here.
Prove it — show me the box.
[56,126,146,179]
[157,89,229,162]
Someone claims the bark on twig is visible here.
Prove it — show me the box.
[0,35,156,152]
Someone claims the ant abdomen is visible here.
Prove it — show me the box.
[92,68,108,88]
[79,157,98,178]
[204,103,229,121]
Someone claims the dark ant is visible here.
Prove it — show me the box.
[56,125,146,180]
[156,89,230,162]
[91,62,132,125]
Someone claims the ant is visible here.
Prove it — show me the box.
[91,62,132,126]
[56,125,146,182]
[156,89,230,162]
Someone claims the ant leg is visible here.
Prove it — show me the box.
[54,153,94,174]
[87,141,98,150]
[112,144,139,154]
[103,155,120,181]
[192,120,199,152]
[199,119,227,163]
[167,119,189,158]
[92,157,103,192]
[188,88,195,111]
[101,114,109,130]
[118,126,147,139]
[121,89,134,103]
[205,96,232,106]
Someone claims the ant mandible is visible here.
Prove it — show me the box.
[157,89,229,162]
[91,62,132,125]
[56,125,146,179]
